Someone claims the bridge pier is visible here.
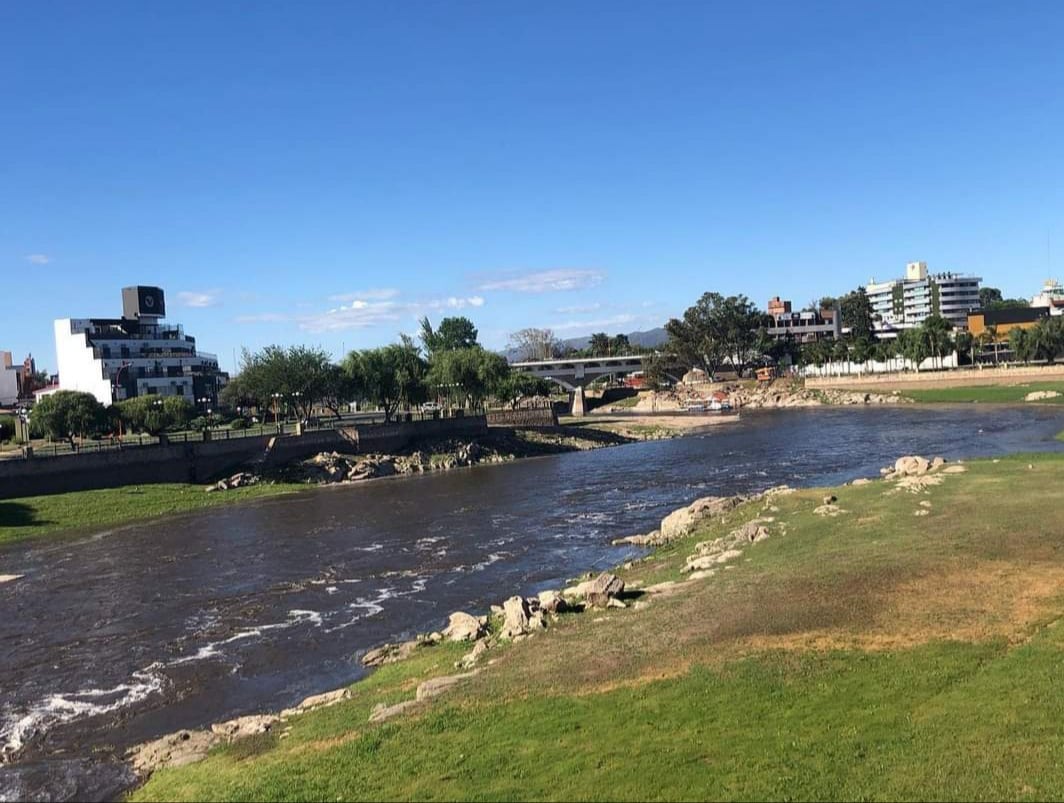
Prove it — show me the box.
[570,386,587,417]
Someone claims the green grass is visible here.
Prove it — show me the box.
[0,482,302,545]
[902,381,1064,404]
[131,453,1064,801]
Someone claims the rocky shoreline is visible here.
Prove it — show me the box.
[626,383,910,413]
[130,451,965,784]
[207,426,659,491]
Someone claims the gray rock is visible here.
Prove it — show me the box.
[129,730,219,774]
[537,590,568,615]
[500,596,532,638]
[415,672,475,702]
[442,611,485,642]
[211,714,279,742]
[369,700,418,723]
[586,572,625,608]
[361,640,419,667]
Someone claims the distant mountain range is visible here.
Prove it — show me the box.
[503,326,668,361]
[558,326,668,352]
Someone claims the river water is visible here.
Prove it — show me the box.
[2,405,1064,801]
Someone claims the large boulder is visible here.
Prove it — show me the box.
[659,496,745,542]
[415,672,475,702]
[361,640,419,667]
[210,714,279,742]
[442,611,486,642]
[893,455,930,477]
[537,590,568,615]
[129,730,219,774]
[499,596,532,639]
[585,572,626,608]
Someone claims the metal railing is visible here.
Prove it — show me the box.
[0,406,489,462]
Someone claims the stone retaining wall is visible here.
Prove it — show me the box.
[485,408,558,428]
[0,416,490,500]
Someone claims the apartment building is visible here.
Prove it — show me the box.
[864,262,981,336]
[54,286,227,406]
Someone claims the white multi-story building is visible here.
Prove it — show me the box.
[864,262,981,337]
[1030,279,1064,315]
[54,286,226,406]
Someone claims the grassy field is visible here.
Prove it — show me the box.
[132,453,1064,801]
[901,380,1064,404]
[0,483,302,546]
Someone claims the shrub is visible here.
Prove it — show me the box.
[0,415,15,442]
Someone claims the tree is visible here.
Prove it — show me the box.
[666,292,761,377]
[641,351,673,390]
[897,328,930,370]
[1010,327,1033,364]
[979,287,1004,308]
[1029,318,1064,364]
[839,289,874,340]
[29,390,106,445]
[114,395,193,435]
[344,339,428,421]
[921,314,954,369]
[235,345,339,420]
[427,347,509,410]
[494,372,554,408]
[610,333,631,355]
[954,331,974,366]
[589,333,611,357]
[419,316,479,356]
[508,328,560,361]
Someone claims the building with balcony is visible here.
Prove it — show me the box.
[53,286,227,406]
[864,262,981,337]
[765,298,841,343]
[1030,279,1064,315]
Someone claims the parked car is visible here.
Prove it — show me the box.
[421,402,442,413]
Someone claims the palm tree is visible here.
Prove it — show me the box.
[921,315,953,370]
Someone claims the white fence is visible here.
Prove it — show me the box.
[798,352,959,378]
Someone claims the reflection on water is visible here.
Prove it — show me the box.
[1,405,1063,800]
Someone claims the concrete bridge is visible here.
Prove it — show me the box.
[511,354,683,415]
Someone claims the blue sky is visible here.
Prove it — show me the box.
[3,0,1064,372]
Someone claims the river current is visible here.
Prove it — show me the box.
[2,405,1063,801]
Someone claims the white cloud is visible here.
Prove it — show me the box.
[298,300,404,333]
[551,313,638,333]
[477,268,605,294]
[555,302,602,314]
[237,290,489,334]
[327,288,400,303]
[296,295,485,333]
[177,290,222,308]
[25,254,50,265]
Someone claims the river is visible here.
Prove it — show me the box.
[2,405,1064,801]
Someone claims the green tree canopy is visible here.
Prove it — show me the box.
[419,316,479,356]
[493,372,554,408]
[114,395,193,435]
[30,390,107,445]
[235,345,339,420]
[589,333,611,357]
[344,339,428,421]
[921,314,954,368]
[839,289,874,340]
[427,347,509,410]
[666,292,762,376]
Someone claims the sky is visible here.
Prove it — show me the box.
[3,0,1064,373]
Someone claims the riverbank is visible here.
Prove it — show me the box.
[0,483,304,547]
[900,380,1064,404]
[131,451,1064,801]
[0,426,656,546]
